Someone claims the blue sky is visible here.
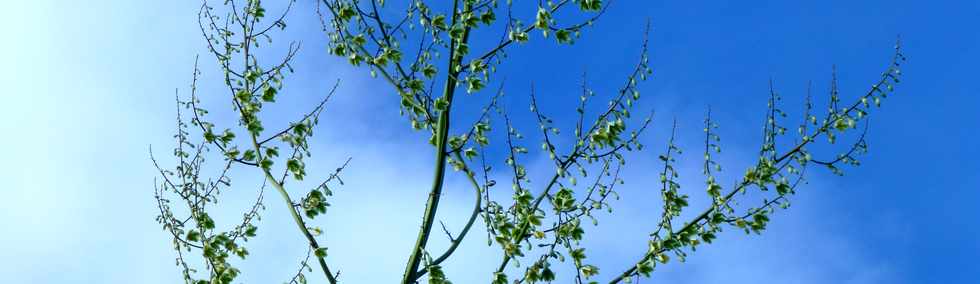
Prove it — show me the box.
[1,0,978,283]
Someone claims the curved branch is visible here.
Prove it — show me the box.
[415,151,485,278]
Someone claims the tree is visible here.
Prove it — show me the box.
[152,0,905,283]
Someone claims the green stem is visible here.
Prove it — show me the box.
[231,3,337,282]
[400,88,453,283]
[249,136,338,284]
[414,152,484,278]
[401,1,471,282]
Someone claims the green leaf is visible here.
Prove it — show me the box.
[509,30,529,43]
[480,10,496,25]
[244,225,257,237]
[242,150,256,161]
[776,182,791,195]
[492,272,508,284]
[251,5,265,18]
[541,266,555,281]
[467,77,484,93]
[203,130,218,143]
[580,264,599,278]
[434,98,449,111]
[535,7,551,30]
[314,248,328,258]
[422,65,437,78]
[432,15,447,30]
[259,158,273,170]
[186,230,201,242]
[247,120,264,135]
[287,158,305,180]
[261,86,277,102]
[337,5,356,22]
[464,147,478,159]
[555,29,572,44]
[577,0,603,11]
[245,70,260,84]
[220,129,236,144]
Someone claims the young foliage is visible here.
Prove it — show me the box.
[317,0,904,282]
[156,1,905,283]
[154,1,348,283]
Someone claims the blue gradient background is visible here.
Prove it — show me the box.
[2,1,977,283]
